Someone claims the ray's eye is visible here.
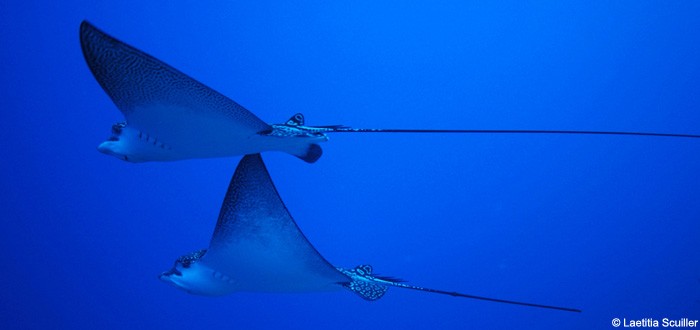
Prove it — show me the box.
[168,261,183,276]
[111,122,126,134]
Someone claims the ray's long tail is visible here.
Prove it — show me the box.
[321,126,700,139]
[338,265,581,313]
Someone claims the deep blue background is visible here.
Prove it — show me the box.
[2,1,699,329]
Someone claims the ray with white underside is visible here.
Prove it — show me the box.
[159,154,580,313]
[81,20,700,164]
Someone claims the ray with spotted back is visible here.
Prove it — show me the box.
[80,21,325,163]
[159,153,347,294]
[81,21,700,164]
[159,154,580,313]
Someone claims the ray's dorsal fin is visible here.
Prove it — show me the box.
[286,113,305,126]
[337,265,581,313]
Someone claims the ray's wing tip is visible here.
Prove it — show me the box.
[79,20,110,46]
[79,20,96,37]
[79,20,99,50]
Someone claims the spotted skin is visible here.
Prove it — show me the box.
[336,264,581,312]
[160,154,349,295]
[177,249,207,267]
[157,155,579,311]
[81,21,327,163]
[337,265,388,301]
[81,21,700,164]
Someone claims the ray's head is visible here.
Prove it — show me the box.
[97,122,137,162]
[159,249,235,296]
[97,121,166,163]
[159,249,206,291]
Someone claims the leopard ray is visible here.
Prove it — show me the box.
[80,21,324,163]
[159,154,580,313]
[81,21,700,164]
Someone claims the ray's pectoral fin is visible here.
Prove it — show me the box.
[293,143,323,163]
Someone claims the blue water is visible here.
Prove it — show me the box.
[2,2,699,329]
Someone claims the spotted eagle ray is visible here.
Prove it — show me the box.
[80,21,700,164]
[159,154,581,313]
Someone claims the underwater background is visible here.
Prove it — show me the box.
[2,1,699,329]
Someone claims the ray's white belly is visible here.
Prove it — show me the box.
[105,105,321,162]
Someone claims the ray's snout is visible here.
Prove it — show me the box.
[159,269,182,289]
[97,141,131,162]
[97,141,115,155]
[159,267,182,280]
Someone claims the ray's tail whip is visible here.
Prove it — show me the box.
[319,126,700,139]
